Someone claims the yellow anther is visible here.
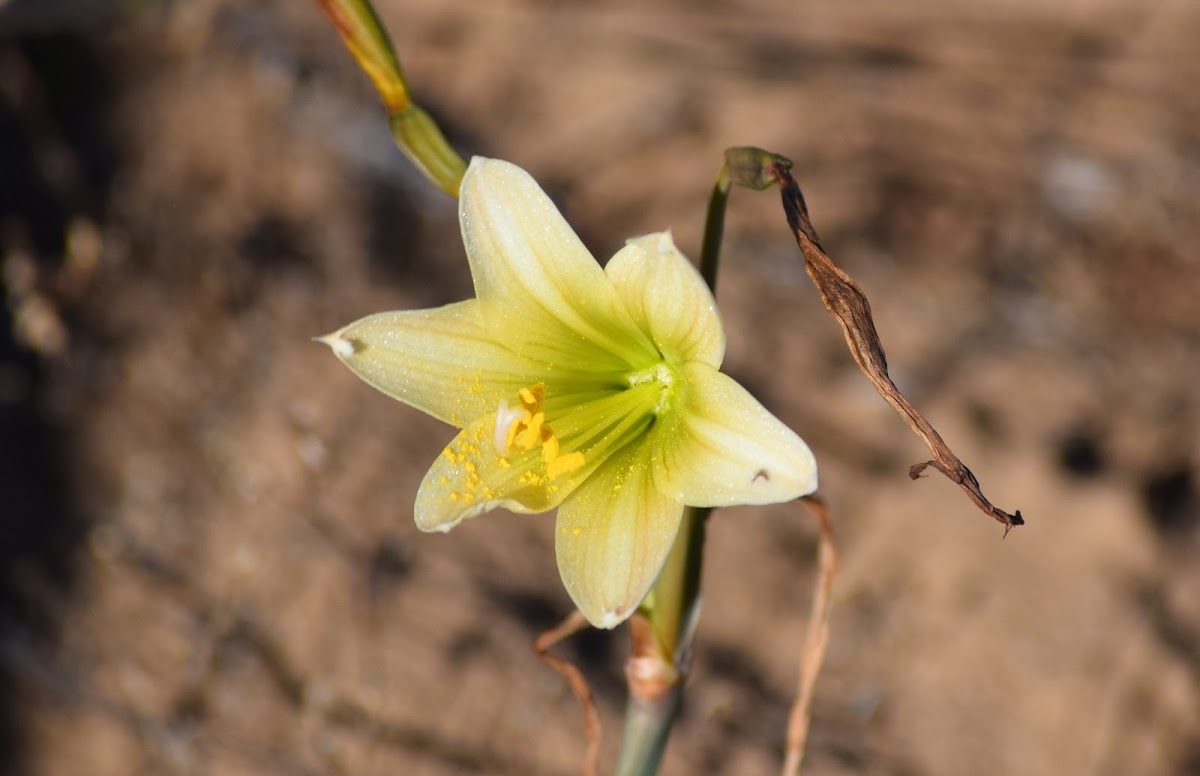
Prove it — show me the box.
[494,385,568,474]
[542,434,560,464]
[547,451,585,479]
[515,412,544,450]
[518,383,545,412]
[504,420,521,451]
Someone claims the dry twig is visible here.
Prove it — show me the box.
[533,610,602,776]
[782,495,838,776]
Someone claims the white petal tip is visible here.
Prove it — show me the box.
[415,513,462,534]
[594,608,626,630]
[649,231,674,255]
[626,230,676,256]
[782,467,820,498]
[316,333,355,359]
[463,155,506,182]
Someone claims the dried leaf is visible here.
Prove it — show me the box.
[728,148,1023,531]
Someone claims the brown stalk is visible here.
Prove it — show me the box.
[763,156,1023,532]
[533,610,601,776]
[782,495,838,776]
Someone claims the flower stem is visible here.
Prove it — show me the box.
[614,155,735,774]
[613,675,684,776]
[615,507,705,776]
[699,165,731,293]
[645,506,709,661]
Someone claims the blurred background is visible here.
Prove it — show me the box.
[1,0,1198,774]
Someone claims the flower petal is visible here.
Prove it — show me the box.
[415,413,596,532]
[654,362,818,507]
[605,231,725,368]
[555,442,684,629]
[319,300,546,428]
[459,157,657,371]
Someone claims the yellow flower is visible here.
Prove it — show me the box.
[320,157,817,628]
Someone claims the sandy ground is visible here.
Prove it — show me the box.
[1,0,1199,774]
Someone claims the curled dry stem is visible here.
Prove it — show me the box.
[533,610,601,776]
[726,147,1023,532]
[782,495,838,776]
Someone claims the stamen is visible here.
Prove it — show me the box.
[493,384,587,479]
[519,383,545,412]
[505,419,523,451]
[547,452,585,479]
[515,412,545,450]
[542,434,560,464]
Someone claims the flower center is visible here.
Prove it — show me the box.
[492,382,586,479]
[626,362,676,415]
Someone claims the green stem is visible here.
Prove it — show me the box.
[699,165,731,293]
[650,506,709,662]
[613,511,702,776]
[613,156,735,774]
[613,680,685,776]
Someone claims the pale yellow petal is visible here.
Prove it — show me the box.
[555,442,684,629]
[654,363,817,507]
[319,300,546,428]
[459,157,656,371]
[605,231,725,368]
[415,413,595,532]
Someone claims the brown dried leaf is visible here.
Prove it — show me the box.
[730,148,1023,532]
